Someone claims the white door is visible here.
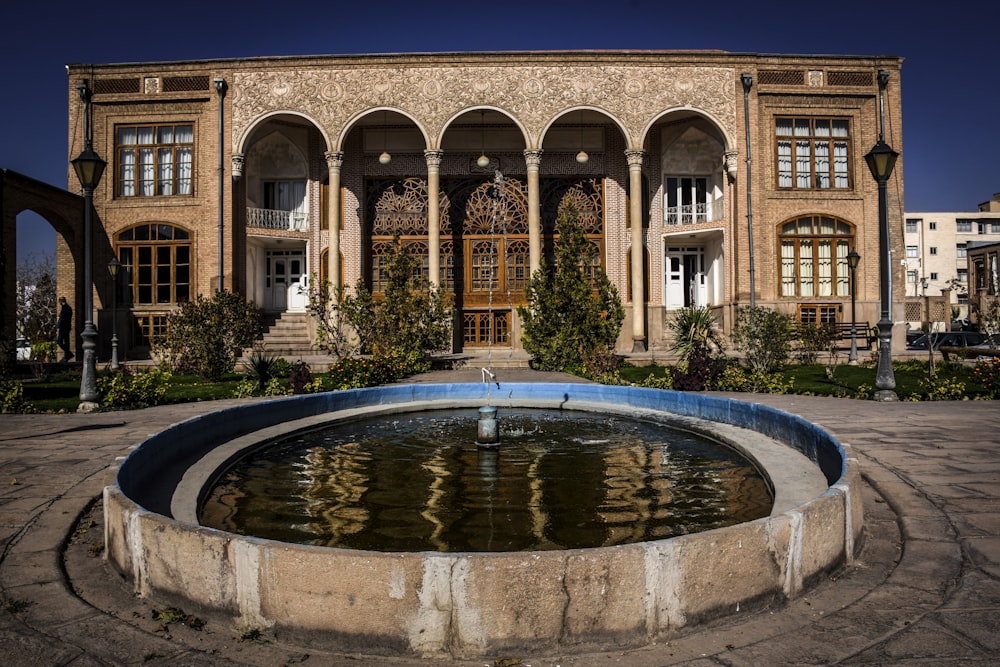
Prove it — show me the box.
[665,246,705,309]
[266,251,305,311]
[665,254,685,308]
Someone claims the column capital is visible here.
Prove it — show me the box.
[523,149,543,168]
[724,150,739,180]
[625,149,645,168]
[231,153,245,179]
[424,149,443,169]
[324,151,344,170]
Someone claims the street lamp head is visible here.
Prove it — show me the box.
[107,256,120,278]
[72,145,106,190]
[847,249,861,270]
[864,140,898,182]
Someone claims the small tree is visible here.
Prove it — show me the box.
[311,237,452,359]
[518,200,625,372]
[16,252,57,345]
[155,290,262,380]
[731,306,796,375]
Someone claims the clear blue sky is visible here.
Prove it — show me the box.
[4,0,997,263]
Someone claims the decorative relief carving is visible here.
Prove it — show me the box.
[232,63,737,150]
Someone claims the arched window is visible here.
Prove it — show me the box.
[115,223,192,305]
[778,215,854,298]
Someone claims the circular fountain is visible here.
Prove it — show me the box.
[105,383,861,659]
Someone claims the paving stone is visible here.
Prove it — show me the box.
[2,381,1000,664]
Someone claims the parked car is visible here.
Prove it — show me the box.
[16,338,31,361]
[906,331,991,351]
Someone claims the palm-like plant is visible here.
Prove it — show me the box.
[668,306,724,361]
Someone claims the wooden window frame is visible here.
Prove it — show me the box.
[116,123,195,198]
[774,116,852,190]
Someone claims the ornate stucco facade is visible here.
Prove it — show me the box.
[61,50,905,359]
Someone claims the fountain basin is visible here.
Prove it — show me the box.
[105,383,861,659]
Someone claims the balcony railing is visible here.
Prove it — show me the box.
[247,207,309,231]
[665,199,724,226]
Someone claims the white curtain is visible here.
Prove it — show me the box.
[834,141,849,188]
[795,141,811,188]
[781,240,796,296]
[836,241,850,296]
[776,119,793,187]
[158,148,173,195]
[137,127,154,196]
[799,239,814,297]
[175,126,193,195]
[817,240,832,296]
[815,142,830,188]
[177,147,192,195]
[119,150,135,197]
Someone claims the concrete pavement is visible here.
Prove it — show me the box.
[1,369,998,665]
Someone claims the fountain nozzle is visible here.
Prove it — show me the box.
[481,367,499,389]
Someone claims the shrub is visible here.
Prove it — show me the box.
[323,349,430,390]
[318,239,452,360]
[667,306,724,361]
[796,322,834,364]
[518,200,625,372]
[710,364,794,394]
[242,345,282,395]
[914,375,967,401]
[32,341,58,363]
[98,367,171,409]
[671,342,723,391]
[731,306,796,374]
[638,368,674,390]
[972,357,1000,399]
[581,347,624,382]
[156,291,262,381]
[288,360,315,395]
[0,381,34,414]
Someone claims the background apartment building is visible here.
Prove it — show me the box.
[904,193,1000,325]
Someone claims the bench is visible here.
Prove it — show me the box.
[827,322,874,350]
[796,322,873,351]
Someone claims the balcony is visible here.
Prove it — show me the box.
[665,199,724,226]
[247,207,309,231]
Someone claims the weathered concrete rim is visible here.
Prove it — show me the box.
[106,383,862,659]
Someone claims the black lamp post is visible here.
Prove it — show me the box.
[71,82,107,411]
[864,139,899,400]
[847,249,861,364]
[107,257,120,370]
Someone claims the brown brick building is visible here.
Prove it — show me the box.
[57,50,905,358]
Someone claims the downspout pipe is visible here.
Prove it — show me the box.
[214,78,227,292]
[742,73,755,310]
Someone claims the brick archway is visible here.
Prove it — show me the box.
[0,169,84,353]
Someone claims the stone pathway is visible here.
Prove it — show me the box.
[1,374,998,665]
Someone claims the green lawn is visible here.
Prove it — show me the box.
[18,368,243,413]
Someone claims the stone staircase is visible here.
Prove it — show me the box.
[244,312,335,369]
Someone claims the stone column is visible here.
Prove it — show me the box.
[626,149,646,352]
[524,149,543,274]
[425,150,443,287]
[325,151,344,295]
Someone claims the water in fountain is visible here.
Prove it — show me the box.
[199,407,771,553]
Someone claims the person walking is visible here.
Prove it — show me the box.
[56,296,73,362]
